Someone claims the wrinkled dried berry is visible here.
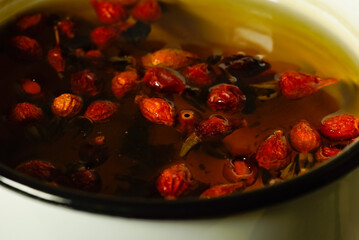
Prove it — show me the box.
[289,120,321,153]
[279,72,338,100]
[256,130,291,170]
[15,13,45,33]
[182,63,215,87]
[91,26,118,48]
[319,114,359,141]
[132,0,162,23]
[84,100,118,123]
[200,182,245,199]
[112,69,139,98]
[143,67,186,94]
[136,95,175,126]
[70,69,101,97]
[16,160,56,181]
[52,93,83,118]
[315,146,341,163]
[71,168,101,192]
[196,115,236,140]
[223,154,258,186]
[207,84,246,112]
[11,102,43,123]
[157,163,193,200]
[10,35,43,61]
[176,110,201,135]
[141,48,198,69]
[91,0,128,24]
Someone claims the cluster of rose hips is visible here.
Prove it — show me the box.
[6,1,359,199]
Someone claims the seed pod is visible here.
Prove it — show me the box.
[71,168,102,192]
[143,67,186,94]
[91,26,119,48]
[57,18,75,39]
[279,72,338,100]
[84,100,118,123]
[70,69,101,97]
[16,160,56,181]
[319,114,359,141]
[91,0,128,24]
[223,154,258,186]
[112,69,139,98]
[289,120,321,153]
[141,48,198,69]
[136,95,175,126]
[11,102,43,123]
[256,130,291,171]
[131,0,162,23]
[200,182,245,199]
[315,146,341,163]
[157,163,193,200]
[207,84,246,112]
[176,110,201,135]
[10,35,42,61]
[52,93,83,118]
[182,63,215,87]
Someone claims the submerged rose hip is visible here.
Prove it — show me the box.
[182,63,215,87]
[289,120,321,153]
[143,67,186,94]
[132,0,162,23]
[16,160,56,181]
[319,114,359,141]
[70,70,101,97]
[200,182,245,199]
[315,146,341,163]
[20,78,41,95]
[196,115,234,140]
[52,93,83,118]
[279,72,338,99]
[91,0,128,24]
[84,100,118,123]
[11,102,43,123]
[91,26,118,48]
[207,84,246,112]
[15,13,45,33]
[11,35,42,60]
[112,69,139,99]
[71,169,101,192]
[256,130,291,171]
[157,163,193,200]
[223,154,258,186]
[136,95,175,126]
[57,18,75,38]
[141,48,198,69]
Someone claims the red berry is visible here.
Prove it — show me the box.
[71,169,101,192]
[11,35,43,61]
[84,100,118,123]
[57,18,75,38]
[91,26,118,48]
[200,182,245,199]
[182,63,215,87]
[143,67,186,94]
[91,0,128,24]
[70,70,101,97]
[319,114,359,141]
[207,84,246,112]
[112,69,139,98]
[11,102,43,123]
[195,115,234,140]
[20,78,41,95]
[315,146,341,163]
[256,130,291,171]
[157,163,193,200]
[289,120,321,153]
[15,13,45,33]
[223,154,258,186]
[132,0,162,23]
[16,160,56,181]
[48,45,66,72]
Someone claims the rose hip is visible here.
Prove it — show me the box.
[196,115,235,140]
[315,146,341,163]
[70,70,101,97]
[256,130,291,171]
[15,13,45,33]
[289,120,321,153]
[20,78,41,95]
[143,67,186,94]
[10,35,42,61]
[52,93,83,118]
[207,84,246,112]
[200,182,245,199]
[112,69,139,99]
[176,110,201,135]
[141,48,198,69]
[85,50,105,66]
[57,18,75,38]
[223,154,258,186]
[84,100,118,123]
[157,163,193,200]
[131,0,162,23]
[48,26,65,73]
[91,26,119,48]
[16,160,56,181]
[136,95,175,126]
[182,63,215,87]
[71,168,101,192]
[319,114,359,141]
[91,0,128,24]
[279,72,338,99]
[11,102,43,123]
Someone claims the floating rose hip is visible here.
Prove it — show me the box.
[112,69,139,99]
[223,154,258,186]
[256,130,291,171]
[16,160,56,181]
[10,35,43,61]
[71,168,102,192]
[52,93,83,118]
[132,0,162,23]
[48,26,65,73]
[20,78,41,95]
[176,110,201,135]
[207,84,246,112]
[70,69,101,97]
[319,114,359,141]
[11,102,43,123]
[84,100,118,123]
[14,13,45,33]
[279,72,338,100]
[157,163,193,200]
[182,63,215,87]
[200,182,245,199]
[91,0,128,24]
[135,95,175,126]
[315,146,342,163]
[91,26,119,48]
[141,48,198,69]
[57,18,75,38]
[143,67,186,94]
[289,120,321,153]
